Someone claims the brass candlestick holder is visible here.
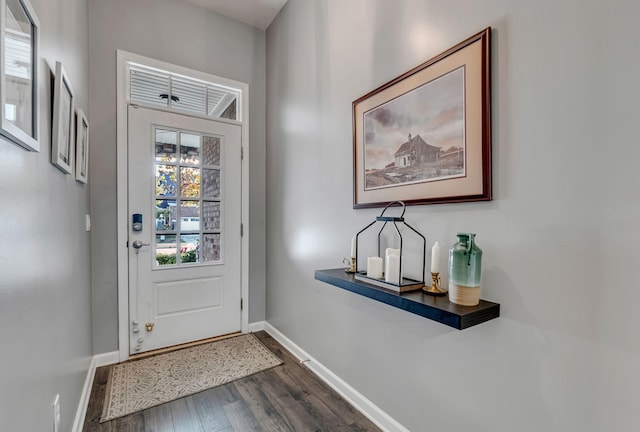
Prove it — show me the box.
[423,272,447,296]
[343,257,356,274]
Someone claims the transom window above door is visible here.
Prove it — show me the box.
[128,64,241,121]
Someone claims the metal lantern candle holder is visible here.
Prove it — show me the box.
[354,201,426,292]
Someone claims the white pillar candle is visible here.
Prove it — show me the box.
[385,254,400,284]
[367,256,383,279]
[351,236,357,258]
[385,248,400,257]
[431,241,440,273]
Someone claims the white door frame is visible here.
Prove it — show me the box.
[116,50,250,362]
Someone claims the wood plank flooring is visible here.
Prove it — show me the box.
[83,331,381,431]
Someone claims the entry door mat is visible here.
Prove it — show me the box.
[100,333,283,422]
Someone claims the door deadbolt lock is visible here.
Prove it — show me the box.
[132,214,143,231]
[145,322,155,332]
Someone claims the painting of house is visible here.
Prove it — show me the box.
[362,66,466,190]
[394,133,441,167]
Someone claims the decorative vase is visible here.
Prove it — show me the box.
[448,233,482,306]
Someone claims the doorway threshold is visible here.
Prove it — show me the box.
[127,331,242,361]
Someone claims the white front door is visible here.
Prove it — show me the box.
[127,106,242,355]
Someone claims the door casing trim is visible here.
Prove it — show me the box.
[116,50,250,362]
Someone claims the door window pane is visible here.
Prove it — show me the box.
[202,234,221,262]
[202,169,220,198]
[156,199,176,231]
[180,200,200,231]
[155,129,177,162]
[180,167,200,197]
[202,201,220,231]
[202,135,220,165]
[156,234,177,266]
[180,133,200,164]
[180,234,200,263]
[156,165,177,197]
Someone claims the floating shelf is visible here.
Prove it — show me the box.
[315,268,499,330]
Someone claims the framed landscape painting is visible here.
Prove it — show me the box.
[353,28,491,208]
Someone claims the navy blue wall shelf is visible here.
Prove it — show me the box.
[315,268,499,330]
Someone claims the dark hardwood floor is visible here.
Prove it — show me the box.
[83,331,381,431]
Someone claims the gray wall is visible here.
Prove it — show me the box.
[0,0,91,430]
[266,1,639,431]
[88,0,266,353]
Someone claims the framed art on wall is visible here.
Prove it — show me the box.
[75,109,88,183]
[51,61,74,174]
[0,0,40,151]
[353,27,492,208]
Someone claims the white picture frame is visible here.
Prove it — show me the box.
[0,0,40,151]
[51,61,74,174]
[75,109,88,183]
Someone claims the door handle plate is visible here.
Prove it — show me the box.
[132,240,150,249]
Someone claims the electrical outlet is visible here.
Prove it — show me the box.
[52,394,60,432]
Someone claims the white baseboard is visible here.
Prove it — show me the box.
[263,323,409,432]
[94,350,120,367]
[71,351,119,432]
[248,320,266,332]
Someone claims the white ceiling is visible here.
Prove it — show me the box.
[183,0,288,30]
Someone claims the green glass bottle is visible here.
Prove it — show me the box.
[448,233,482,306]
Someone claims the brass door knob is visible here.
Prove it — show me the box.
[145,322,154,332]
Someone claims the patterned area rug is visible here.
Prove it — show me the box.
[100,333,283,422]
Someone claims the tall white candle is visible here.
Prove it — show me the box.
[385,254,400,284]
[367,256,383,279]
[351,236,357,258]
[431,241,440,273]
